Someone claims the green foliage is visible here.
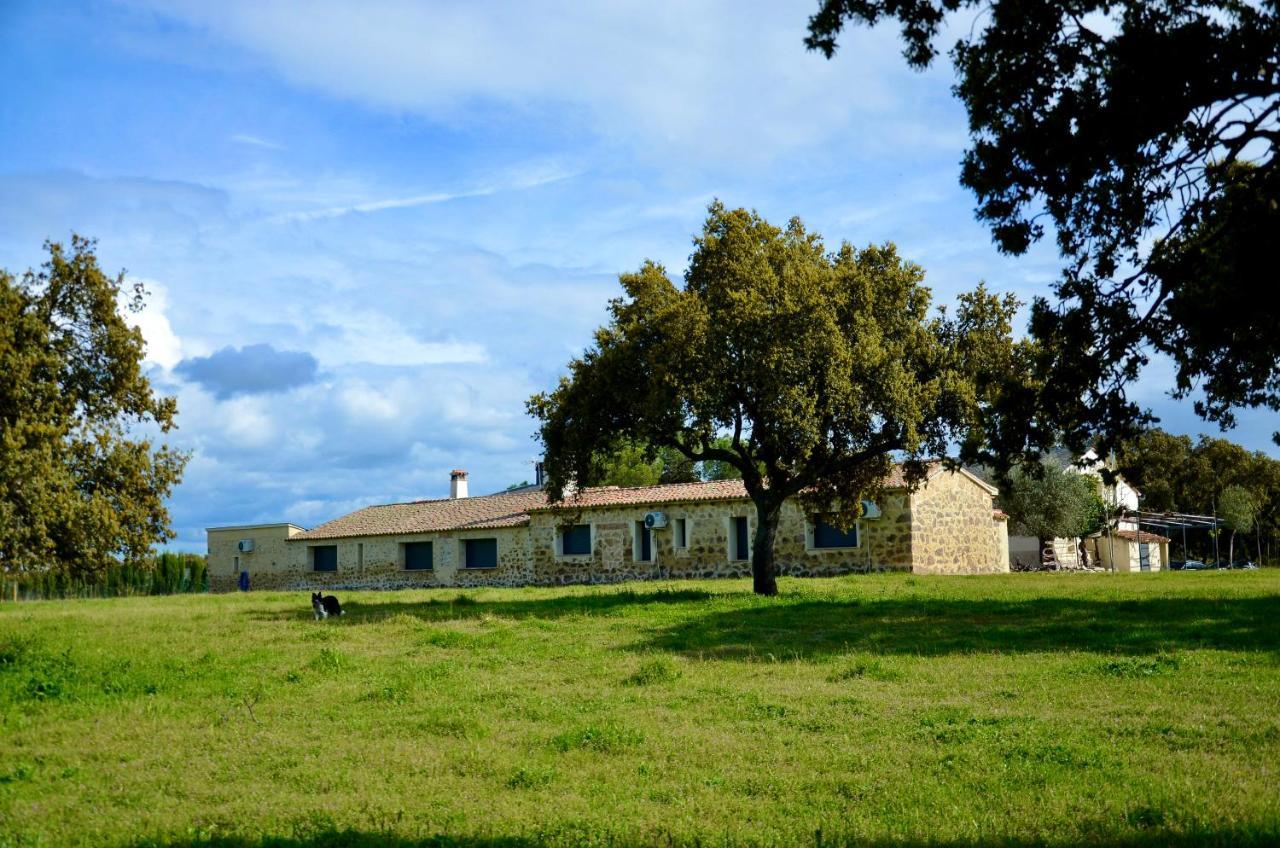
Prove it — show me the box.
[1219,486,1258,535]
[2,551,207,599]
[529,203,1027,593]
[1117,429,1280,563]
[998,458,1107,541]
[3,575,1280,846]
[596,437,742,486]
[0,236,188,579]
[806,2,1280,452]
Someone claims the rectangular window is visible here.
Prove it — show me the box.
[731,516,750,561]
[464,538,498,569]
[357,542,364,571]
[560,524,591,556]
[634,522,652,562]
[813,516,858,549]
[234,555,240,574]
[312,545,338,572]
[404,541,434,571]
[674,517,687,549]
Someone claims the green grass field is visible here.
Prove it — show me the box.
[2,571,1278,847]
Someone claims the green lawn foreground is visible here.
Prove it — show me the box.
[1,572,1278,848]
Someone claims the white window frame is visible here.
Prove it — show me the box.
[459,536,500,570]
[672,516,691,555]
[399,539,435,571]
[554,523,594,561]
[805,515,861,553]
[726,514,752,562]
[632,520,654,563]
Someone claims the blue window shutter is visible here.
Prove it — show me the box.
[313,546,338,571]
[562,524,591,556]
[465,538,498,569]
[733,517,749,561]
[813,517,858,549]
[404,541,433,570]
[636,522,652,561]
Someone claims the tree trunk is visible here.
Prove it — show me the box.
[751,498,782,596]
[1229,530,1236,566]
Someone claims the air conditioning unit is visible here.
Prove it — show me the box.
[643,511,668,529]
[860,500,882,520]
[237,539,255,553]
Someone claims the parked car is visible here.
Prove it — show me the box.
[1228,560,1258,570]
[1178,559,1212,571]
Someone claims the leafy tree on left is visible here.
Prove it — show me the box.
[0,236,188,578]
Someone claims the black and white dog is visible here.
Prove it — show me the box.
[311,592,344,619]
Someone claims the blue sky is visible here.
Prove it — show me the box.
[2,1,1274,552]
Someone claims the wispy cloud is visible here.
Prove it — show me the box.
[230,133,286,151]
[270,166,579,223]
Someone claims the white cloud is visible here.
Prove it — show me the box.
[306,307,488,368]
[220,395,279,448]
[124,277,184,369]
[128,0,944,166]
[271,164,579,223]
[230,133,286,151]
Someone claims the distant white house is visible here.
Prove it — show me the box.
[1007,450,1169,572]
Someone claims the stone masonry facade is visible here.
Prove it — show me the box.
[208,468,1008,592]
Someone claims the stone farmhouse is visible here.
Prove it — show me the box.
[207,465,1010,593]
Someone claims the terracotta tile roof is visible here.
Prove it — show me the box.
[293,462,990,541]
[532,479,747,510]
[533,462,949,511]
[1112,529,1171,543]
[295,489,547,540]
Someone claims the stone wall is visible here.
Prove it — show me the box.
[526,492,914,586]
[994,517,1009,570]
[211,526,538,593]
[908,470,1009,574]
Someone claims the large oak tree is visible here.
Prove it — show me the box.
[806,0,1280,451]
[0,237,188,579]
[528,203,1028,595]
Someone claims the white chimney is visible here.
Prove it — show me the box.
[450,469,469,499]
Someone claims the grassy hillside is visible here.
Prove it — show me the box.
[2,572,1278,847]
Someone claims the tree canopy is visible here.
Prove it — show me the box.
[1117,428,1280,563]
[0,237,188,578]
[806,0,1280,451]
[995,458,1105,543]
[528,203,1026,594]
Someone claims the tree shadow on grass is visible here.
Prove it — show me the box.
[254,584,1280,658]
[251,586,718,626]
[630,594,1280,658]
[128,823,1280,848]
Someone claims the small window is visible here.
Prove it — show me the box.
[813,516,858,549]
[731,516,750,561]
[312,545,338,572]
[464,538,498,569]
[357,542,365,571]
[404,541,434,571]
[634,522,653,562]
[560,524,591,556]
[674,518,688,549]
